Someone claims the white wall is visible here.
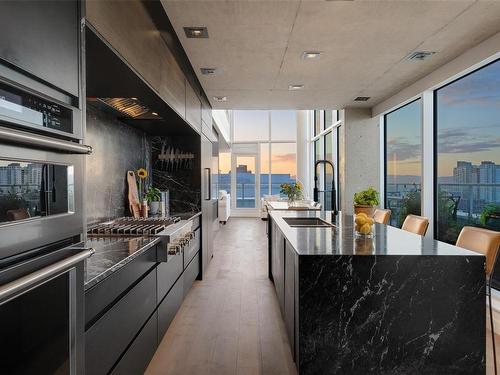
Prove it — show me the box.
[373,30,500,116]
[340,108,380,214]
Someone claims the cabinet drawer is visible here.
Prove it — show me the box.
[85,244,157,326]
[158,276,183,340]
[85,269,157,375]
[184,227,201,269]
[157,251,183,303]
[183,253,199,298]
[111,311,158,375]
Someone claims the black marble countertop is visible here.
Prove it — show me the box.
[84,236,160,290]
[269,210,482,257]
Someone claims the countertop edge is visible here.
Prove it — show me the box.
[84,236,160,291]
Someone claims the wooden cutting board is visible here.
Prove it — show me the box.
[127,170,141,218]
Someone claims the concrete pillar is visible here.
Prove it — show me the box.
[340,108,380,214]
[296,110,310,198]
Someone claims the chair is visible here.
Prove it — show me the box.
[456,226,500,375]
[373,208,391,225]
[401,214,429,236]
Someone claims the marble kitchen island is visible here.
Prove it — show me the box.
[268,211,486,375]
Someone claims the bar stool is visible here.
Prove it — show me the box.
[401,214,429,236]
[456,226,500,375]
[373,208,391,225]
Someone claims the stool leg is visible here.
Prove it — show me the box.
[489,281,498,375]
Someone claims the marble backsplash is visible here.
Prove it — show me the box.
[85,104,151,224]
[151,136,201,215]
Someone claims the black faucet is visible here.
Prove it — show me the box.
[313,160,337,217]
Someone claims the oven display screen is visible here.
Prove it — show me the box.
[0,82,72,134]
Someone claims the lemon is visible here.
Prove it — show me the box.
[357,212,368,218]
[355,224,361,232]
[360,223,372,235]
[366,217,374,225]
[355,215,366,226]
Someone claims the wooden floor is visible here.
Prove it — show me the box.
[146,218,297,375]
[146,217,499,375]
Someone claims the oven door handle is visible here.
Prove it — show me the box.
[0,248,94,304]
[0,125,93,154]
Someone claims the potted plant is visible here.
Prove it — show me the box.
[145,187,161,215]
[280,181,303,206]
[353,187,379,217]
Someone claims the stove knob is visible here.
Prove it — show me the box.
[168,242,181,255]
[188,232,195,240]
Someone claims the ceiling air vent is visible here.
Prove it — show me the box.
[407,51,436,61]
[354,96,370,102]
[200,67,217,75]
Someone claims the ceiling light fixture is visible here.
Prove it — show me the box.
[289,84,304,91]
[406,51,436,61]
[301,51,322,60]
[354,96,370,102]
[213,96,227,102]
[200,67,217,75]
[151,112,159,116]
[131,97,138,100]
[183,27,209,39]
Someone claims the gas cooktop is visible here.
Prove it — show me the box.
[87,216,181,237]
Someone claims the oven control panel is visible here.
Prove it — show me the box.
[0,81,72,134]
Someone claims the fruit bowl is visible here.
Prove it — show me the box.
[354,212,375,238]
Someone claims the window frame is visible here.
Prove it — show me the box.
[433,57,500,242]
[383,98,423,223]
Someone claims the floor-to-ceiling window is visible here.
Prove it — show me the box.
[219,152,231,194]
[229,110,297,212]
[435,59,500,243]
[384,99,422,227]
[312,110,340,210]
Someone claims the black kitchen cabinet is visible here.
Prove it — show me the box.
[271,222,285,315]
[183,253,200,298]
[0,0,80,97]
[86,245,157,326]
[284,240,296,358]
[85,269,157,375]
[157,247,183,303]
[158,276,183,339]
[111,311,158,375]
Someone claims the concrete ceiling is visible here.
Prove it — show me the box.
[161,0,500,110]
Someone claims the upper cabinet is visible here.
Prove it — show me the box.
[185,82,201,132]
[86,0,186,119]
[0,0,80,98]
[201,96,213,128]
[86,0,161,90]
[159,47,186,118]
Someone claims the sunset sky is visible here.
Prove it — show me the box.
[219,110,297,176]
[386,59,500,178]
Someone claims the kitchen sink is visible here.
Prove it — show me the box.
[283,217,334,228]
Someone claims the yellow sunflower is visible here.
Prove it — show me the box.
[137,168,148,179]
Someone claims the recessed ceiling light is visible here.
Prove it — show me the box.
[354,96,370,102]
[200,67,217,75]
[288,84,304,91]
[152,112,159,116]
[302,51,322,60]
[213,96,227,102]
[183,27,209,39]
[406,51,436,61]
[131,97,138,100]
